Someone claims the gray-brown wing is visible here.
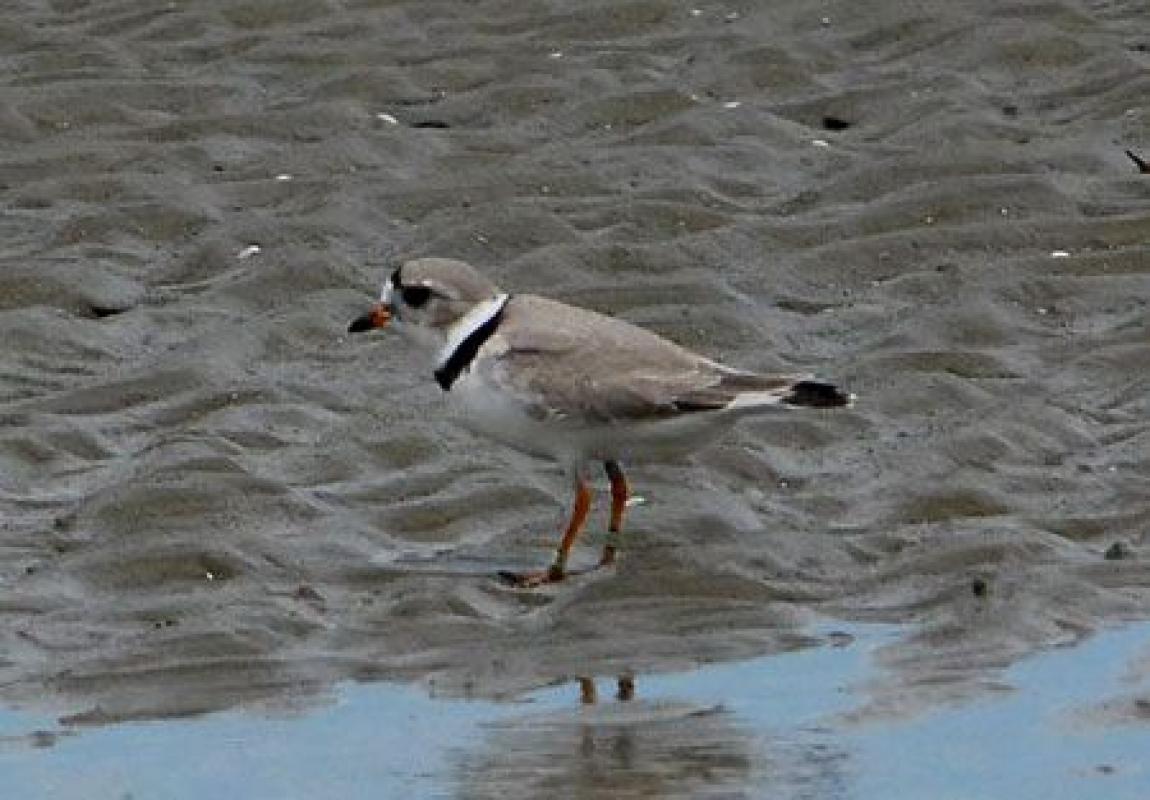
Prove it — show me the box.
[492,350,712,422]
[487,295,795,422]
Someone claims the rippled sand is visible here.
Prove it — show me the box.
[1,0,1148,727]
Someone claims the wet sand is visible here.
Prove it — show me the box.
[1,0,1148,753]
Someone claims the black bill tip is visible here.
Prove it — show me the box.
[348,312,375,333]
[784,380,853,408]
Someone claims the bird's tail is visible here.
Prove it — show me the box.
[781,380,853,408]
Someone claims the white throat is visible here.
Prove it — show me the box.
[436,293,510,371]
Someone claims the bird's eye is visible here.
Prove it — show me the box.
[401,285,432,308]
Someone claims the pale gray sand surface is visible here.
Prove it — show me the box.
[0,0,1148,733]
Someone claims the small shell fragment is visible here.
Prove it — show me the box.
[376,112,399,125]
[237,244,262,260]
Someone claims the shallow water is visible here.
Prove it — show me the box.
[2,622,1148,799]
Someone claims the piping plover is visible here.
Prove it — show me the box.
[350,258,850,587]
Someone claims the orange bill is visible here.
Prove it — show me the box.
[348,303,392,333]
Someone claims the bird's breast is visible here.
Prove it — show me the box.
[445,364,571,461]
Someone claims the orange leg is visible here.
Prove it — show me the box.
[500,476,591,587]
[553,476,593,575]
[599,460,629,566]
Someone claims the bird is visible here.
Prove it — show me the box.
[349,257,850,587]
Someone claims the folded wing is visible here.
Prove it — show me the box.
[487,296,847,423]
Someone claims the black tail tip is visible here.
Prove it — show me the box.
[784,380,852,408]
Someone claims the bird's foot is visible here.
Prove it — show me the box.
[498,563,566,588]
[499,552,619,588]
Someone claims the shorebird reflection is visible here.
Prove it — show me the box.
[451,672,753,798]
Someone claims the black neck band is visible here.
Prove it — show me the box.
[433,297,509,391]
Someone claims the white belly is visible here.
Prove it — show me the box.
[446,368,573,460]
[445,368,736,466]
